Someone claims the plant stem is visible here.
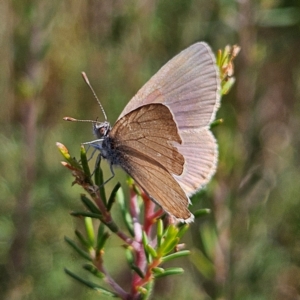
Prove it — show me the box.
[95,259,130,299]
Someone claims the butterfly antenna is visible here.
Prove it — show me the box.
[81,72,107,121]
[63,117,98,123]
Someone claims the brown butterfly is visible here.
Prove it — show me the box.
[65,42,220,223]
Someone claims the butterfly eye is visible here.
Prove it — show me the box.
[98,127,106,136]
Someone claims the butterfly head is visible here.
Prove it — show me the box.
[93,121,111,139]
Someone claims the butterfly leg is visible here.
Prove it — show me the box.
[89,154,115,187]
[98,162,115,187]
[77,145,98,166]
[88,153,102,178]
[87,146,98,162]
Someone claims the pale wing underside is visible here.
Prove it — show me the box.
[118,42,220,130]
[175,129,218,196]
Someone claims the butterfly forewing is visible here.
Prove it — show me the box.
[108,103,192,221]
[110,103,184,176]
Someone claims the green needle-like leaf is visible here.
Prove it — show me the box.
[210,119,223,129]
[80,145,91,177]
[157,219,163,248]
[222,77,235,95]
[83,264,105,279]
[56,142,82,169]
[71,211,102,219]
[145,244,157,258]
[142,231,152,263]
[94,157,107,205]
[84,217,95,246]
[176,224,189,239]
[194,209,211,218]
[96,232,110,252]
[96,223,105,253]
[142,231,148,247]
[152,267,165,275]
[125,247,134,265]
[117,188,134,236]
[107,182,121,211]
[75,229,90,249]
[64,236,92,261]
[131,264,145,278]
[65,268,118,297]
[103,220,119,233]
[153,267,184,279]
[80,195,101,214]
[164,225,178,240]
[161,250,190,263]
[160,237,179,256]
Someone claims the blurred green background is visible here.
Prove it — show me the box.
[1,0,300,299]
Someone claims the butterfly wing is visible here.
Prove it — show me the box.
[109,103,193,221]
[174,129,218,195]
[118,42,220,196]
[120,152,193,222]
[111,103,184,176]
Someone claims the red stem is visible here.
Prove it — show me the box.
[143,192,157,236]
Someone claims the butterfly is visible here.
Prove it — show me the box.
[66,42,220,223]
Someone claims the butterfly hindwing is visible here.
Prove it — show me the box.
[120,152,192,221]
